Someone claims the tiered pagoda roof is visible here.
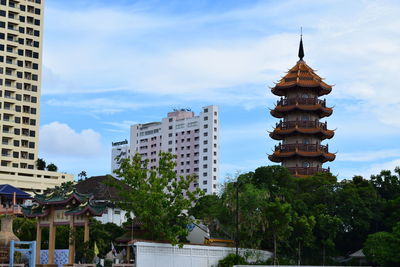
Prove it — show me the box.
[268,143,335,163]
[271,60,333,96]
[270,97,333,118]
[269,120,335,140]
[268,36,335,177]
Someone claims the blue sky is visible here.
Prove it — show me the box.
[38,0,400,181]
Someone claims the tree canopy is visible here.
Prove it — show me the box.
[113,152,203,245]
[190,165,400,265]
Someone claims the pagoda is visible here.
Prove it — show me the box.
[268,36,336,177]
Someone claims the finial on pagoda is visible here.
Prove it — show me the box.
[298,27,304,61]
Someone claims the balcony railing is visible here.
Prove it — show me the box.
[0,204,22,215]
[275,120,328,130]
[287,166,330,176]
[276,97,326,107]
[274,143,329,153]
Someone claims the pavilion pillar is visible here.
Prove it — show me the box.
[68,215,75,264]
[35,222,42,264]
[48,208,56,265]
[84,216,90,243]
[126,245,130,263]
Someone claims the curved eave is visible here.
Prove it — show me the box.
[269,128,335,140]
[292,171,331,178]
[64,205,106,217]
[269,151,336,163]
[35,194,89,206]
[271,105,333,118]
[22,208,50,218]
[293,173,314,178]
[271,84,332,97]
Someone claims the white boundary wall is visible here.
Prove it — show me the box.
[134,241,272,267]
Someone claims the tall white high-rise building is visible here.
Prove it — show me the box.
[0,0,73,193]
[112,106,219,194]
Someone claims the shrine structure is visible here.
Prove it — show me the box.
[0,185,31,263]
[22,183,106,267]
[269,37,336,177]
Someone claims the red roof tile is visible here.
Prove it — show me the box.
[271,60,333,96]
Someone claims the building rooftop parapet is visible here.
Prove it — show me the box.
[167,109,195,119]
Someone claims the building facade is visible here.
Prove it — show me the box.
[111,139,129,175]
[268,37,335,177]
[112,106,219,194]
[0,0,73,193]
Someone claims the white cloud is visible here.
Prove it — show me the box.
[45,98,172,114]
[41,0,400,127]
[338,149,400,162]
[40,122,102,157]
[338,158,400,179]
[365,159,400,177]
[104,120,137,130]
[37,0,400,177]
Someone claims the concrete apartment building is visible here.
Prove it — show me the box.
[0,0,72,193]
[112,106,219,194]
[111,139,129,174]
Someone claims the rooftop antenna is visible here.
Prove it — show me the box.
[298,27,304,61]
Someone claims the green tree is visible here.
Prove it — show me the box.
[249,166,296,201]
[46,163,58,172]
[13,218,36,241]
[86,220,125,257]
[36,158,46,170]
[315,214,342,265]
[113,152,203,245]
[291,214,315,265]
[385,196,400,229]
[189,194,225,235]
[78,171,88,180]
[334,176,383,254]
[371,167,400,201]
[363,222,400,266]
[218,253,247,267]
[221,182,269,249]
[261,200,293,265]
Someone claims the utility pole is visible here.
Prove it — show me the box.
[235,181,239,264]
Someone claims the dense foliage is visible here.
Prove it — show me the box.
[190,166,400,266]
[218,253,247,267]
[113,152,203,245]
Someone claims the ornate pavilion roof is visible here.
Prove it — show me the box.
[271,60,333,96]
[21,203,50,217]
[64,201,106,216]
[22,182,107,218]
[35,190,91,205]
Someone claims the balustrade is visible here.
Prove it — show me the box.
[276,97,326,107]
[287,166,330,175]
[274,143,329,153]
[275,120,328,130]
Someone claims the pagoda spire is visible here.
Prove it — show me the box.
[298,29,304,60]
